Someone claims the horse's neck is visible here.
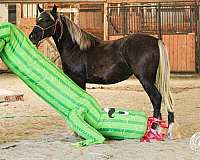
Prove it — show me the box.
[52,26,77,57]
[52,18,102,58]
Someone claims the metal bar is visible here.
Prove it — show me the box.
[107,9,119,34]
[123,4,126,36]
[158,3,162,39]
[189,5,193,32]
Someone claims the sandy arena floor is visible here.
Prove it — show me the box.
[0,73,200,159]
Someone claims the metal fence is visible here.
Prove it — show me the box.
[108,2,198,38]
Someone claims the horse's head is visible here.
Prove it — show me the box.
[29,4,59,45]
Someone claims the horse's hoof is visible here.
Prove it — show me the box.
[167,123,174,139]
[167,122,182,140]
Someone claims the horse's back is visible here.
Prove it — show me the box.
[122,33,158,50]
[120,33,159,63]
[105,33,159,59]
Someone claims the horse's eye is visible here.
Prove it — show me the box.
[38,18,43,22]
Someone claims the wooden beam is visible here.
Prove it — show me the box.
[58,8,79,13]
[106,0,194,3]
[0,0,105,3]
[103,2,108,40]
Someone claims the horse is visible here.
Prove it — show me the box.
[29,4,175,138]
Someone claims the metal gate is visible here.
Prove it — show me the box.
[107,2,199,73]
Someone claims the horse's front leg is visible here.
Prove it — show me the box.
[76,80,86,90]
[64,72,86,90]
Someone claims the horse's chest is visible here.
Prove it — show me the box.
[61,52,85,75]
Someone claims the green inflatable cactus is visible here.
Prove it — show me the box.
[0,22,147,147]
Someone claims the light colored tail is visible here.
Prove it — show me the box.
[156,40,175,112]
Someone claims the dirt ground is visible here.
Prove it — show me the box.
[0,73,200,159]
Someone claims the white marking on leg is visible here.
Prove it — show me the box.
[167,122,174,139]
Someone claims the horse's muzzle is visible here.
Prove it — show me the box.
[29,32,38,45]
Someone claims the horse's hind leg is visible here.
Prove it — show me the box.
[140,79,162,120]
[168,112,174,124]
[168,111,175,139]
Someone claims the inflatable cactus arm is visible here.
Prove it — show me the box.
[67,108,105,147]
[0,40,5,52]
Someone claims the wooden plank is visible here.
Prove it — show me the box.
[185,33,195,71]
[109,35,123,40]
[58,8,79,13]
[169,35,174,71]
[173,35,178,71]
[104,2,108,40]
[186,34,189,71]
[163,35,172,70]
[190,33,196,71]
[169,36,173,70]
[177,35,180,71]
[177,35,182,71]
[181,35,187,71]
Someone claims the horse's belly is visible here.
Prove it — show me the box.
[87,62,133,84]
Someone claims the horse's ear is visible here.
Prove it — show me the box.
[37,4,44,13]
[52,4,57,14]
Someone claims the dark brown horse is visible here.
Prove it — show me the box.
[29,5,175,138]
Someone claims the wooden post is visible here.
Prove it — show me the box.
[74,3,80,25]
[104,2,108,40]
[195,0,200,73]
[16,3,22,26]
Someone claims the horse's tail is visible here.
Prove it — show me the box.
[156,40,174,113]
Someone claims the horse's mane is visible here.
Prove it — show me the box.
[61,15,101,50]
